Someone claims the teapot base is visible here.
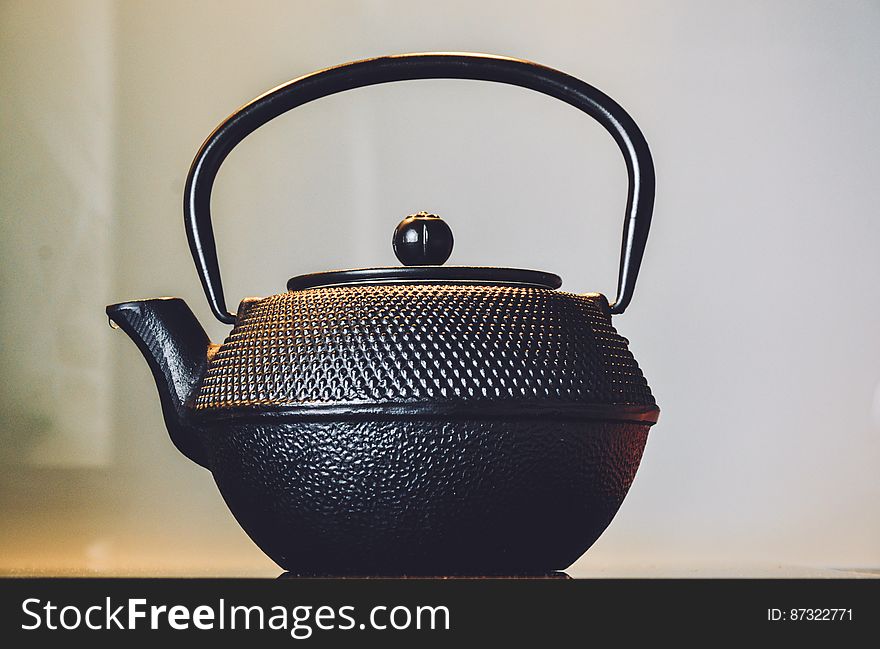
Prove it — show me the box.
[201,417,651,575]
[277,571,572,579]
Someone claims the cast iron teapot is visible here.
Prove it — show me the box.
[107,53,659,575]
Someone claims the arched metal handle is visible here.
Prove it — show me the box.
[185,52,655,324]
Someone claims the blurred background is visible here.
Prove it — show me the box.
[1,0,878,576]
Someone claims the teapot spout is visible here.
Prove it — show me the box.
[106,298,212,468]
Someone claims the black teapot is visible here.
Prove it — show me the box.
[107,53,659,575]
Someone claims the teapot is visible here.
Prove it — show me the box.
[107,53,659,575]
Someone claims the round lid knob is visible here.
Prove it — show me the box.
[392,212,454,266]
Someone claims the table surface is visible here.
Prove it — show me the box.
[2,563,877,579]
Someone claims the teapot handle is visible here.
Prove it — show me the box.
[185,53,655,324]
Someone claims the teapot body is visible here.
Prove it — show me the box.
[186,284,656,574]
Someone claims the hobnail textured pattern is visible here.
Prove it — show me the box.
[194,284,654,409]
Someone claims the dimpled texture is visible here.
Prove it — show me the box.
[195,285,654,410]
[202,418,650,574]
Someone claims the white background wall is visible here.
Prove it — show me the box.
[1,0,878,574]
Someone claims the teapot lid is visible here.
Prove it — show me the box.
[286,213,563,292]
